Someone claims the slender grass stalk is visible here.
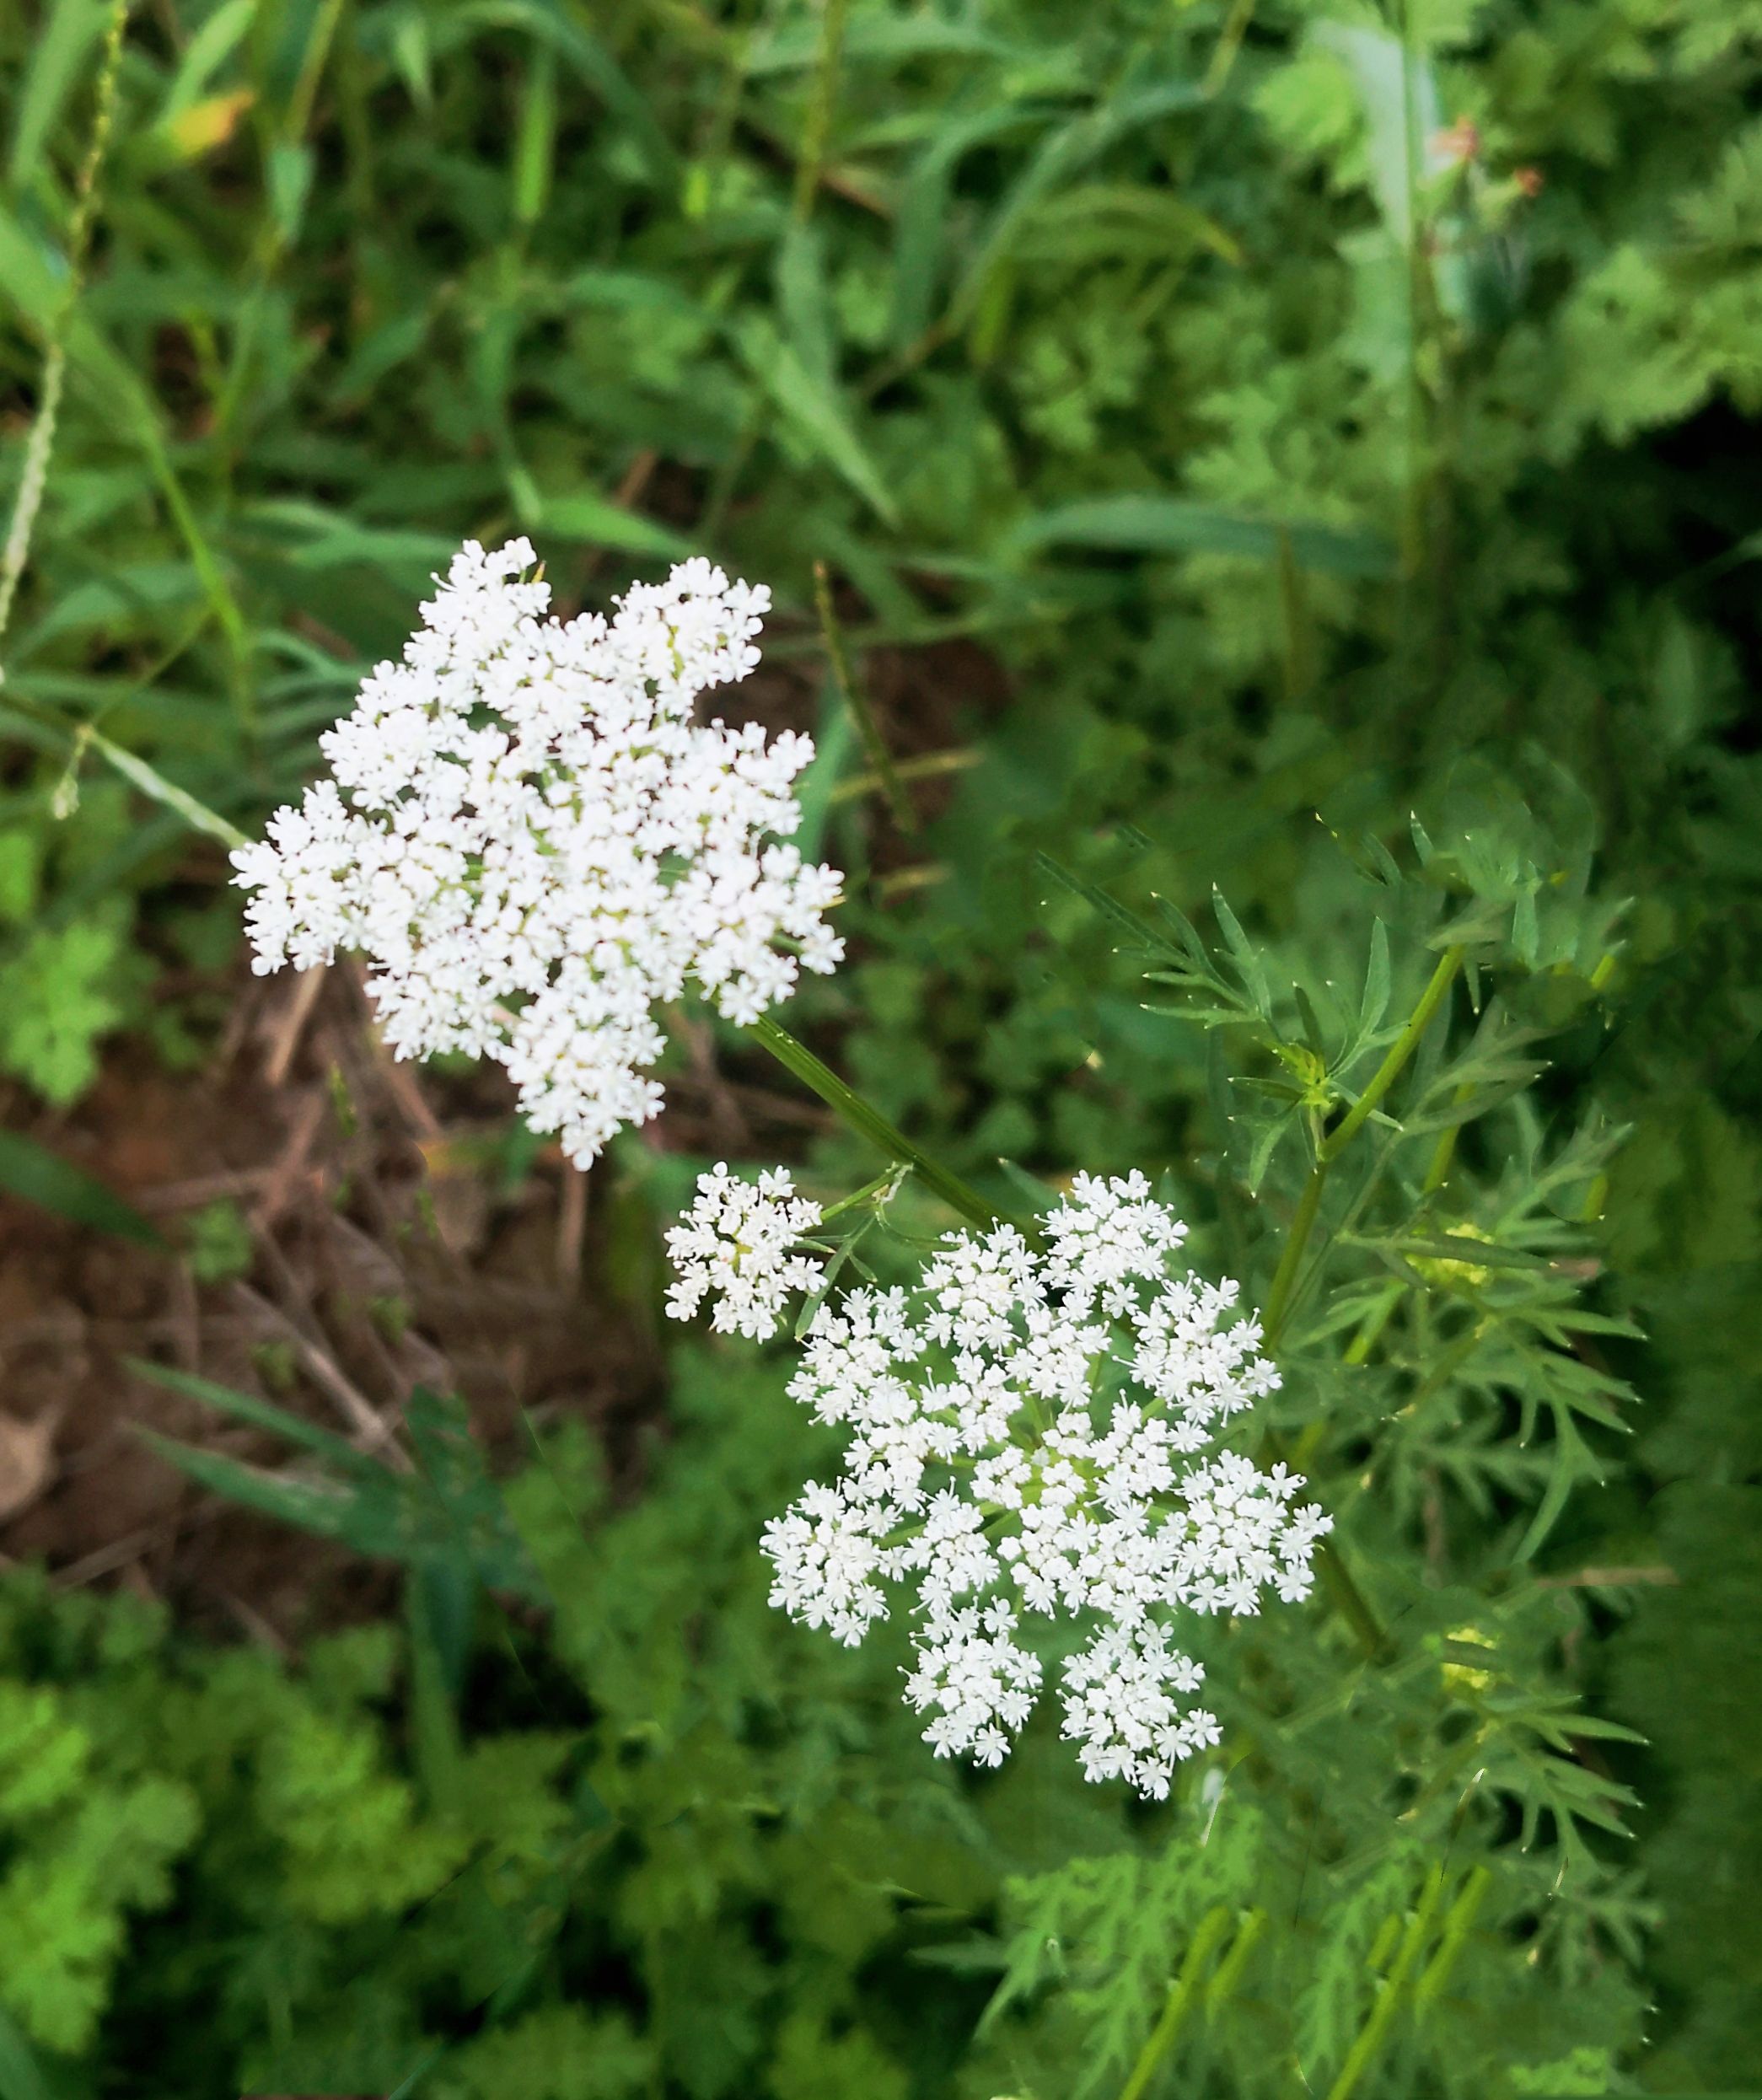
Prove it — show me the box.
[0,0,131,664]
[792,0,851,222]
[1202,0,1260,98]
[213,0,347,443]
[829,747,979,806]
[814,561,918,836]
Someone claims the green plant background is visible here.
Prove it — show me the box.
[1,0,1759,2093]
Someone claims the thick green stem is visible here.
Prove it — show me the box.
[1266,945,1464,1356]
[1313,1537,1393,1664]
[749,1013,1005,1233]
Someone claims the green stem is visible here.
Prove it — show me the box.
[1262,1163,1325,1351]
[792,0,850,221]
[817,1164,905,1225]
[814,561,917,836]
[0,0,130,658]
[1256,948,1466,1664]
[1324,1863,1445,2100]
[749,1013,1005,1234]
[1201,0,1259,97]
[1313,1538,1392,1664]
[1320,946,1464,1163]
[1268,945,1461,1354]
[1116,1904,1234,2100]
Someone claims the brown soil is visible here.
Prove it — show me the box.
[0,961,757,1640]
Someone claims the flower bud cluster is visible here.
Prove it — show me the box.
[233,542,842,1164]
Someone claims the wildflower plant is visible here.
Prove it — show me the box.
[3,0,1755,2083]
[198,559,1655,2097]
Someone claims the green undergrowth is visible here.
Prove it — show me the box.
[0,1344,1652,2097]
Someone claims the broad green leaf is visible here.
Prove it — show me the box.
[0,2004,54,2100]
[1211,887,1271,1013]
[1035,850,1174,959]
[949,78,1209,325]
[739,323,898,526]
[137,1431,396,1552]
[1312,23,1442,250]
[155,0,258,123]
[889,105,1043,346]
[1361,919,1392,1035]
[747,16,1018,73]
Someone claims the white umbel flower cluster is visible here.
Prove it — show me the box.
[232,541,843,1165]
[664,1163,825,1340]
[761,1173,1330,1797]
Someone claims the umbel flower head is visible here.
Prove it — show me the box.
[760,1173,1330,1797]
[233,541,843,1165]
[664,1162,825,1340]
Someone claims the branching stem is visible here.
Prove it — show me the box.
[1265,945,1465,1350]
[1321,945,1464,1165]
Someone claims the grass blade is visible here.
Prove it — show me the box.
[0,1129,164,1247]
[1009,494,1396,577]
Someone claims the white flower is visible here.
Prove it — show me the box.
[664,1163,825,1340]
[233,542,844,1166]
[760,1172,1329,1797]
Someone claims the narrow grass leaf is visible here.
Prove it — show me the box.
[1010,495,1396,577]
[89,730,250,849]
[537,491,696,559]
[6,0,109,192]
[126,1358,379,1474]
[0,1130,164,1248]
